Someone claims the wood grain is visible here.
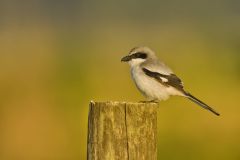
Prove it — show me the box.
[87,101,158,160]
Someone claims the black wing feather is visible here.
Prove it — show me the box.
[142,68,184,91]
[142,68,220,116]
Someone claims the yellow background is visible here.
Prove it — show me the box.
[0,1,240,159]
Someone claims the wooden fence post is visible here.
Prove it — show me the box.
[87,101,158,160]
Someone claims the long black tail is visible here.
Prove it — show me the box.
[184,92,220,116]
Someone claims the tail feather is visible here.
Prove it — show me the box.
[184,92,220,116]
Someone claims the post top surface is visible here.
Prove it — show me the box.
[90,100,159,106]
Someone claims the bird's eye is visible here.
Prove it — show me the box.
[133,52,147,59]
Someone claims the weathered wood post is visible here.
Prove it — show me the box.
[87,101,158,160]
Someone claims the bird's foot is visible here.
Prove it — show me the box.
[139,100,159,104]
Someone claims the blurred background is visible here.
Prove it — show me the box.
[0,0,240,159]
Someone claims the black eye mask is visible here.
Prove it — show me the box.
[131,52,147,59]
[121,52,147,62]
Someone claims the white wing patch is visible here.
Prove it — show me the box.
[160,77,168,82]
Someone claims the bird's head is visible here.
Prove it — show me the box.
[121,46,156,67]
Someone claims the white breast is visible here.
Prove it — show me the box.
[131,66,182,101]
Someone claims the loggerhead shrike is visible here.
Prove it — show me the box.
[121,46,220,116]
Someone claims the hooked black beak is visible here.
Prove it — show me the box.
[121,55,131,62]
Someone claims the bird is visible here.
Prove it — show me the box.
[121,46,220,116]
